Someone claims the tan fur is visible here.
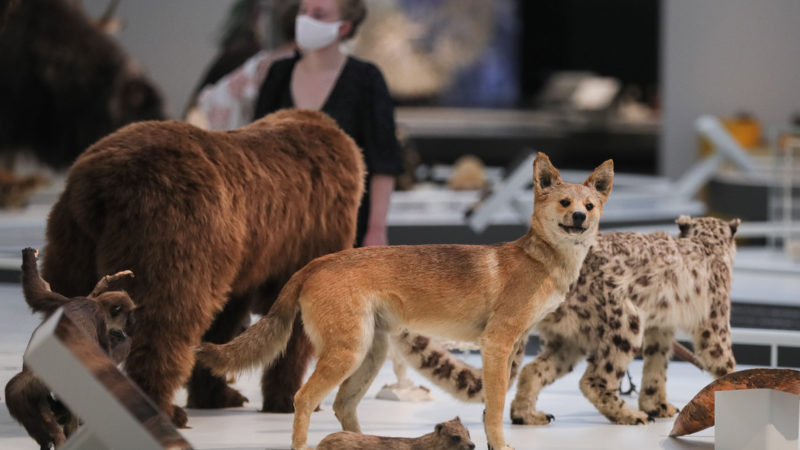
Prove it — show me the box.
[316,417,475,450]
[41,109,365,424]
[6,248,136,449]
[197,153,614,450]
[394,217,739,426]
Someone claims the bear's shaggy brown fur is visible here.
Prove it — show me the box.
[41,109,365,426]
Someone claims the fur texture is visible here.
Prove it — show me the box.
[394,217,739,426]
[317,417,475,450]
[41,109,365,426]
[6,248,135,449]
[390,331,527,403]
[196,153,614,450]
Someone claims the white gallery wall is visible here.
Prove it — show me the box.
[660,0,800,178]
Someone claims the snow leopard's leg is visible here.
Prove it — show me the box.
[639,327,679,418]
[510,336,584,425]
[693,315,736,378]
[579,306,648,425]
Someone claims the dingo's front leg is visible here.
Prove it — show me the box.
[481,330,519,450]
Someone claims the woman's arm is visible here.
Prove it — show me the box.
[362,174,395,246]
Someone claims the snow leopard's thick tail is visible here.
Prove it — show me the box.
[391,331,526,403]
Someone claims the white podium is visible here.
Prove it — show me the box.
[716,388,800,450]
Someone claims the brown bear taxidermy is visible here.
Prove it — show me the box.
[41,109,365,426]
[5,248,135,450]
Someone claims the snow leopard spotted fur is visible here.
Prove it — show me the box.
[395,216,739,425]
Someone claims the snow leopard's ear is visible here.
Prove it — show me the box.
[728,218,741,236]
[676,215,692,236]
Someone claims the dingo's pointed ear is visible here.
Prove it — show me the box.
[533,153,562,195]
[584,159,614,203]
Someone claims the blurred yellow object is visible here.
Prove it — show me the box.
[699,113,762,157]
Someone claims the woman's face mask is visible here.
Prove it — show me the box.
[295,15,342,51]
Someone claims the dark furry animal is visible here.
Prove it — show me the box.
[317,417,475,450]
[5,248,135,450]
[0,0,164,170]
[41,109,365,426]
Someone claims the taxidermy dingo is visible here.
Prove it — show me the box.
[197,153,614,450]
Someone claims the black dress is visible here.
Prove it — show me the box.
[253,54,402,246]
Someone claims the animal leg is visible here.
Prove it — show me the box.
[186,293,252,409]
[639,327,679,418]
[125,293,223,428]
[692,317,736,378]
[579,344,648,425]
[388,340,411,387]
[333,330,389,432]
[260,315,314,413]
[481,331,517,450]
[293,348,362,450]
[5,372,66,449]
[510,338,584,425]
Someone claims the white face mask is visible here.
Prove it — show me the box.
[295,15,343,52]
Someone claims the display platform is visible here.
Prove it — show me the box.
[0,281,724,450]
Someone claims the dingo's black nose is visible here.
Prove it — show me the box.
[572,211,586,227]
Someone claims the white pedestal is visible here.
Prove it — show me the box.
[715,388,800,450]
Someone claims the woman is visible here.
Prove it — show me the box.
[253,0,402,247]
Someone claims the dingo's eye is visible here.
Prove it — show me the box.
[560,199,571,207]
[111,305,122,317]
[586,203,594,211]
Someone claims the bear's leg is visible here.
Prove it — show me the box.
[186,293,252,409]
[125,285,229,428]
[260,315,314,412]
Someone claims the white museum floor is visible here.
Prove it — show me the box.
[0,282,729,450]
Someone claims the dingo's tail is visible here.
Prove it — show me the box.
[195,272,304,377]
[391,331,526,403]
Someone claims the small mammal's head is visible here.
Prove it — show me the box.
[676,215,740,244]
[20,248,135,362]
[433,417,475,450]
[93,290,136,355]
[531,153,614,246]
